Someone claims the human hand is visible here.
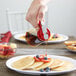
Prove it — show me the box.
[26,0,48,30]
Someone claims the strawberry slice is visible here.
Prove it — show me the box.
[34,56,40,62]
[7,49,14,55]
[41,58,51,63]
[34,54,51,63]
[39,55,44,60]
[0,45,4,50]
[2,46,14,56]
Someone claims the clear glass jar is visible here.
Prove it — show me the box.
[0,43,17,59]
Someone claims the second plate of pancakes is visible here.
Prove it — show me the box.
[64,41,76,53]
[14,33,69,43]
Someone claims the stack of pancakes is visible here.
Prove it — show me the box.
[12,56,73,71]
[64,41,76,52]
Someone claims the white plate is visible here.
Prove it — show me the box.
[67,49,76,53]
[13,33,69,43]
[6,55,76,75]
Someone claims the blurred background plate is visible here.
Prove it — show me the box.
[13,33,69,43]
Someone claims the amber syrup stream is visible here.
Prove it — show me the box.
[45,41,47,56]
[25,32,48,56]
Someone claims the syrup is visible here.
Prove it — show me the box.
[45,41,47,56]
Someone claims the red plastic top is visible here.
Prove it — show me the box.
[37,21,51,41]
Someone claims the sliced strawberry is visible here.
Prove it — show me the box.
[4,46,11,50]
[7,50,14,55]
[34,56,40,62]
[3,46,14,56]
[34,55,51,63]
[41,58,51,63]
[39,54,48,60]
[45,53,47,56]
[3,50,8,55]
[39,55,44,59]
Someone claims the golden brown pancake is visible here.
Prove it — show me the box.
[64,41,76,46]
[50,36,63,41]
[12,56,35,70]
[25,62,44,70]
[49,59,64,69]
[33,58,54,71]
[52,61,73,71]
[19,36,25,40]
[67,46,76,51]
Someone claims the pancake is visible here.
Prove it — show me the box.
[25,62,43,70]
[49,59,64,69]
[67,46,76,51]
[64,41,76,46]
[52,61,73,71]
[34,58,54,71]
[50,36,63,41]
[12,56,35,70]
[19,36,25,40]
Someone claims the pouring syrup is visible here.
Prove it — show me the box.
[25,21,51,55]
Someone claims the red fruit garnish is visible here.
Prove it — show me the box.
[45,52,47,56]
[37,21,51,41]
[34,54,51,63]
[34,56,40,62]
[0,45,4,51]
[0,45,14,56]
[39,55,44,60]
[41,58,51,63]
[3,50,8,55]
[7,50,12,55]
